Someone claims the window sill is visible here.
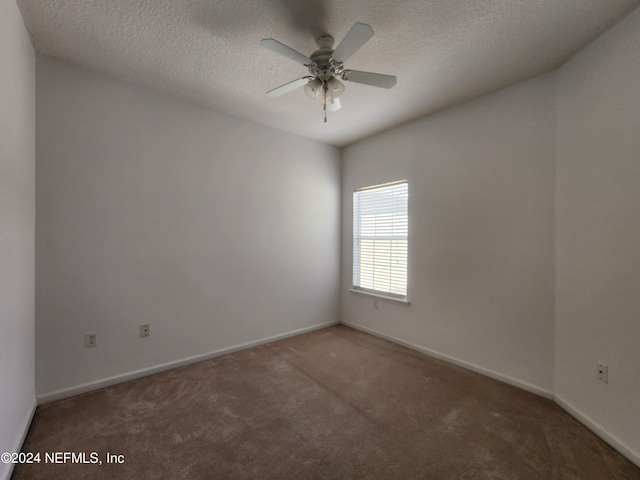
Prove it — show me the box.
[349,289,410,305]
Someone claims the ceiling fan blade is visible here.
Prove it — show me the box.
[342,70,397,89]
[332,23,374,63]
[261,38,312,65]
[266,77,312,97]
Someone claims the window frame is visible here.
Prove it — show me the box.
[351,180,409,303]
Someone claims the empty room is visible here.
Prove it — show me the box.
[2,0,639,478]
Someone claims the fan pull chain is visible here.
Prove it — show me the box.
[323,83,327,123]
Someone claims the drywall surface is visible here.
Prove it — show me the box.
[0,1,36,478]
[341,73,556,394]
[556,7,640,462]
[35,56,340,397]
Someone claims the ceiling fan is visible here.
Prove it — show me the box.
[261,23,397,122]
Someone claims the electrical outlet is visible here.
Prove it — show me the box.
[596,362,608,383]
[140,324,150,337]
[85,333,97,348]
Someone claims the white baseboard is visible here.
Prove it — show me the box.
[340,320,553,399]
[554,395,640,469]
[28,319,640,471]
[341,321,640,469]
[37,320,339,404]
[1,397,37,480]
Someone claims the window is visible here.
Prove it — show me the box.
[353,180,408,300]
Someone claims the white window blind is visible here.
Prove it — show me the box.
[353,180,408,299]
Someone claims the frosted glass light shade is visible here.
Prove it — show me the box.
[326,77,345,98]
[304,78,322,99]
[327,97,341,112]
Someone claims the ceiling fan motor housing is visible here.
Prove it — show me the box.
[309,47,344,81]
[315,34,334,49]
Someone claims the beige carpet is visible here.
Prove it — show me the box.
[14,326,640,479]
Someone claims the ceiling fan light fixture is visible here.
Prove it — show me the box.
[304,78,322,99]
[326,77,345,98]
[318,87,335,105]
[326,97,341,112]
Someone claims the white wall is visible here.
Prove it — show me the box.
[341,73,556,395]
[15,2,640,468]
[555,7,640,463]
[35,56,341,399]
[0,1,36,479]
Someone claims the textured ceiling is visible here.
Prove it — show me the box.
[17,0,639,146]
